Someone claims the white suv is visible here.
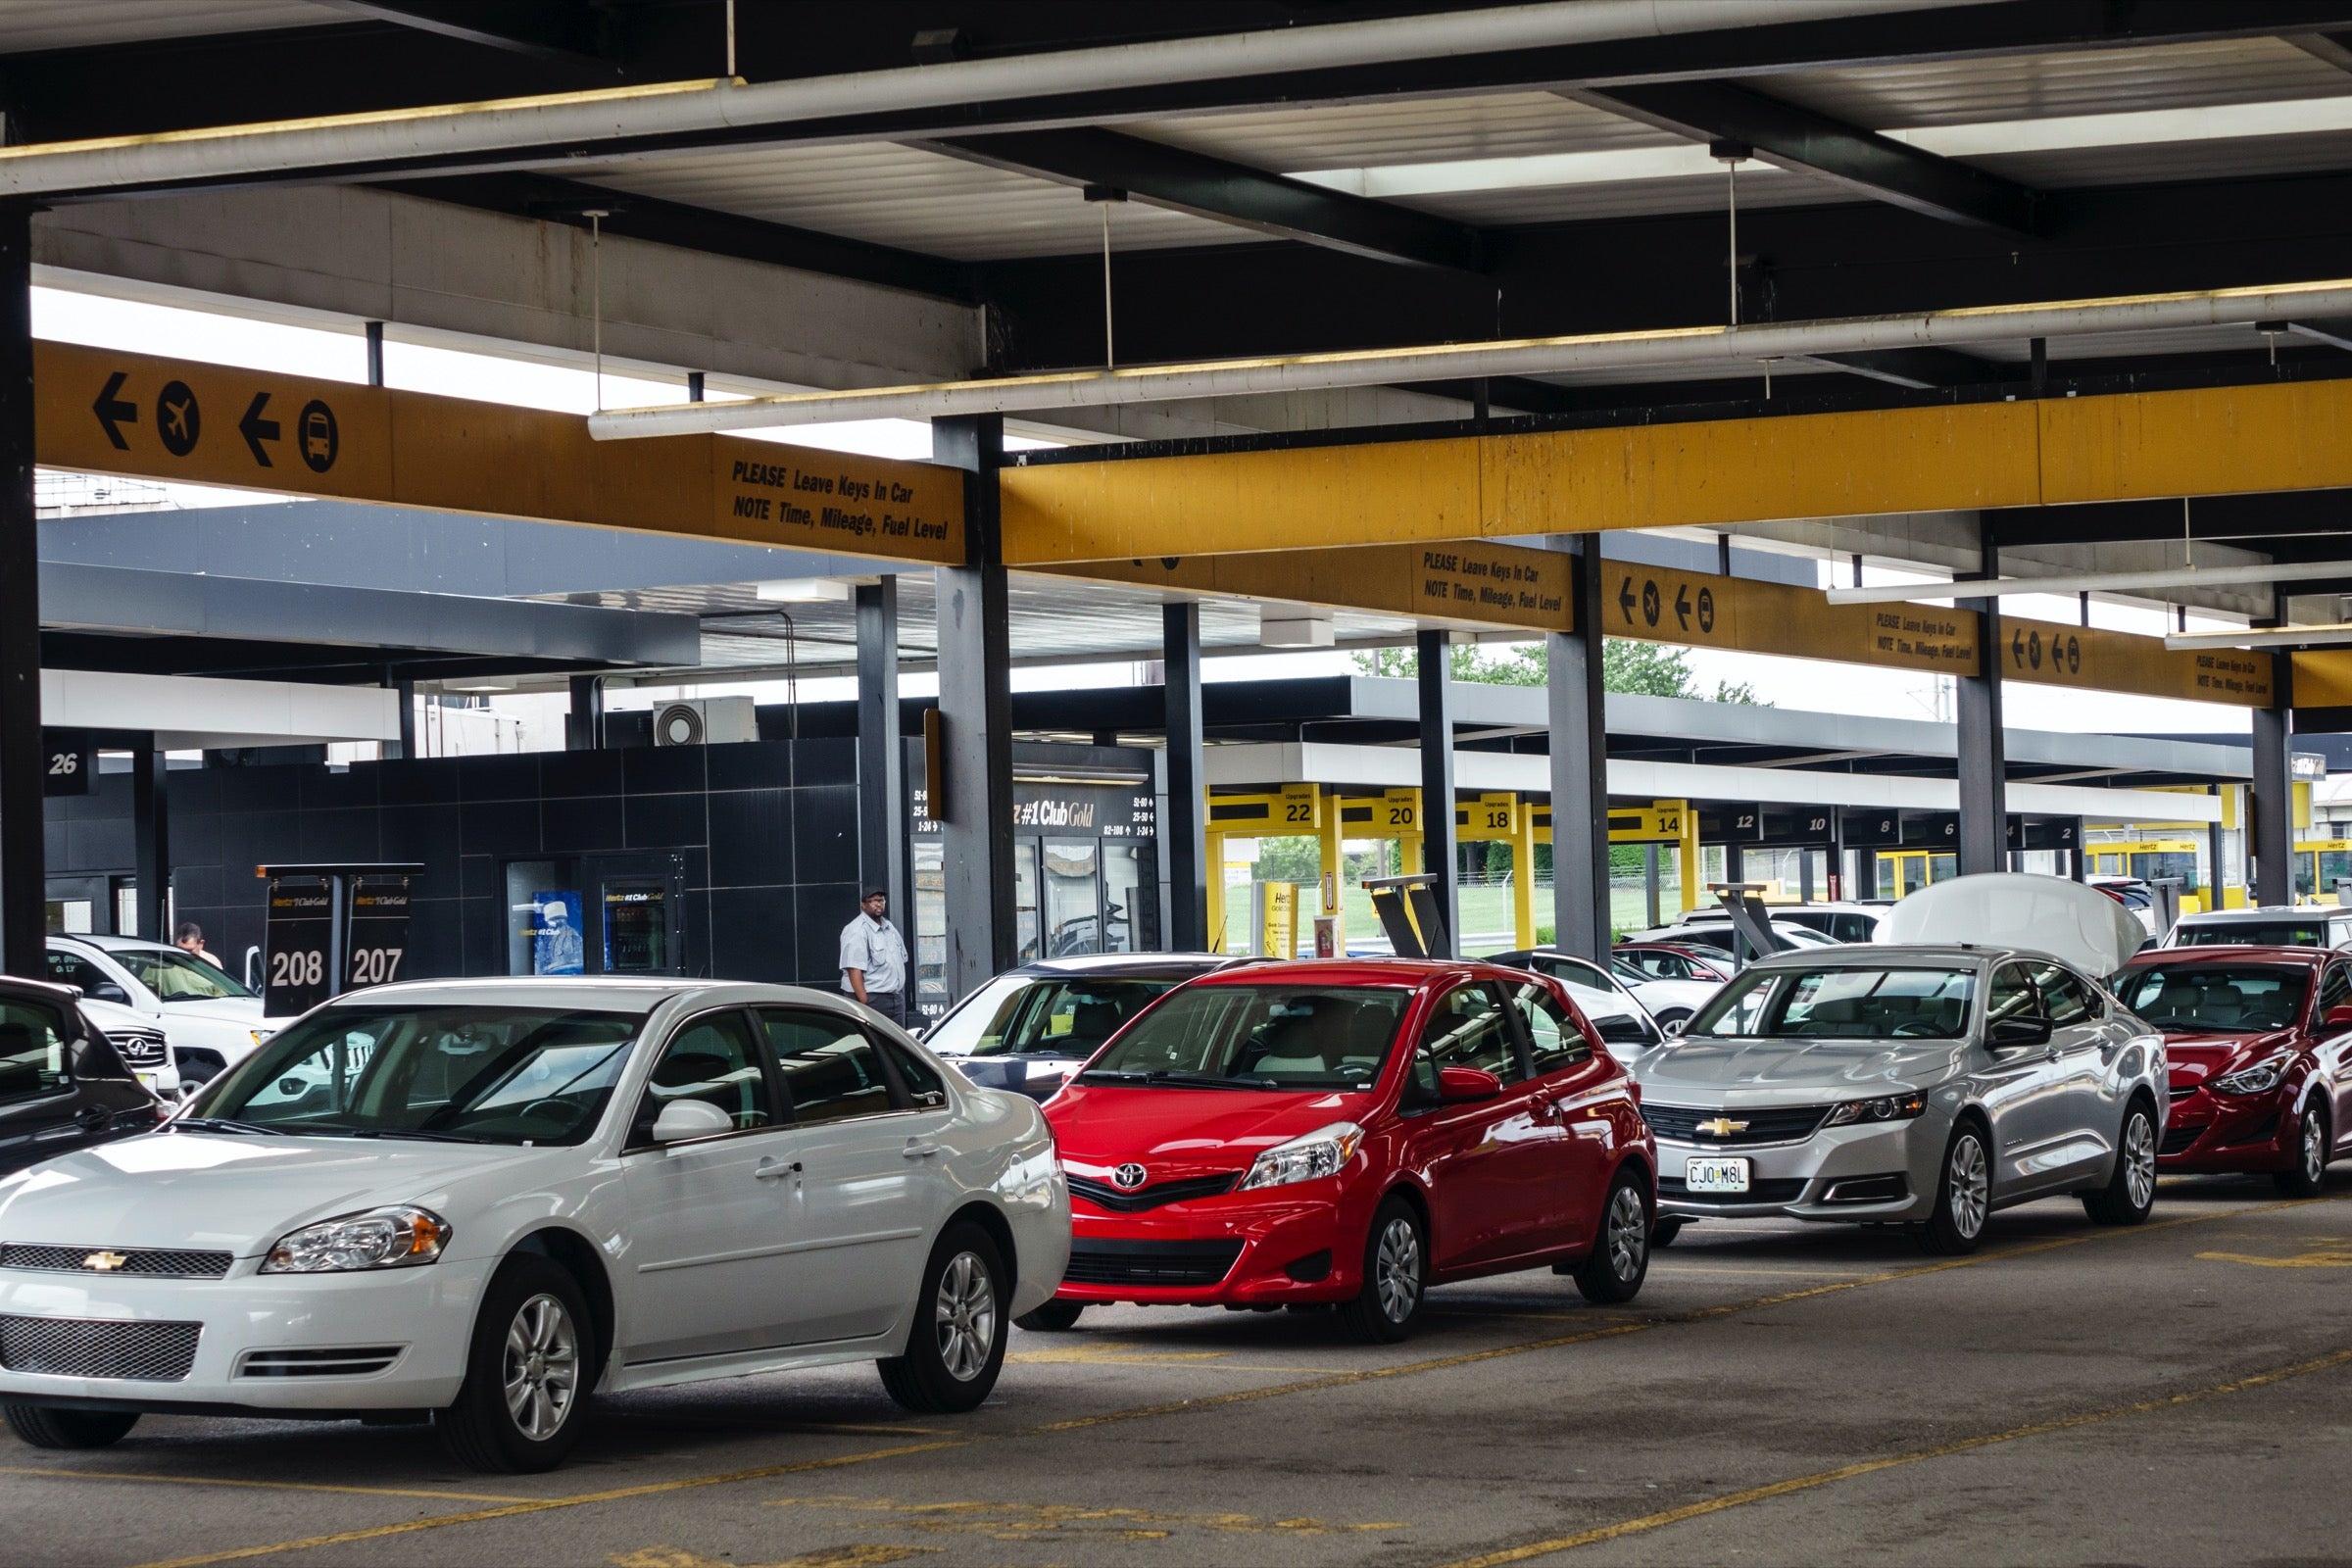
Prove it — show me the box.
[44,935,270,1089]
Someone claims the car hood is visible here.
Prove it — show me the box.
[1047,1082,1371,1178]
[1627,979,1718,1009]
[77,998,154,1034]
[2164,1029,2296,1087]
[160,996,266,1025]
[950,1054,1086,1102]
[1632,1037,1961,1101]
[1884,872,2144,976]
[0,1132,555,1256]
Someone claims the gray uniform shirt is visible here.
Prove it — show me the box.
[839,912,907,995]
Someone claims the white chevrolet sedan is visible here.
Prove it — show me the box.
[0,978,1069,1472]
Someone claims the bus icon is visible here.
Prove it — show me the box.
[298,399,338,472]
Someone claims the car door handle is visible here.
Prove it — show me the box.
[753,1158,802,1181]
[903,1142,944,1159]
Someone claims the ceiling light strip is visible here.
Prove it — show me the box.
[2168,623,2352,651]
[1827,557,2352,607]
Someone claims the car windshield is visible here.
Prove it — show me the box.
[1690,965,1977,1040]
[2176,921,2334,950]
[109,948,254,1001]
[2117,964,2308,1033]
[194,1004,642,1144]
[1081,984,1409,1091]
[954,976,1186,1059]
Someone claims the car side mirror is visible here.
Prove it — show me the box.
[92,983,130,1004]
[650,1099,735,1145]
[1990,1015,2053,1050]
[1437,1064,1503,1102]
[2326,1004,2352,1030]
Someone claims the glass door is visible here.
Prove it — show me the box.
[1043,838,1102,956]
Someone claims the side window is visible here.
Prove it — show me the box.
[1985,963,2041,1026]
[2319,964,2350,1022]
[762,1008,897,1126]
[880,1036,949,1109]
[1412,984,1523,1088]
[0,1000,72,1104]
[44,952,118,1001]
[2030,964,2097,1026]
[636,1010,773,1138]
[1508,982,1594,1074]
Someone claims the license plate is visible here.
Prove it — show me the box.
[1685,1157,1751,1194]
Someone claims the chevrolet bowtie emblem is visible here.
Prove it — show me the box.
[81,1250,128,1272]
[1694,1118,1749,1138]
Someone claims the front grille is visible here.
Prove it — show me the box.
[2161,1124,2205,1156]
[1659,1176,1811,1205]
[1643,1103,1833,1147]
[0,1315,201,1381]
[1067,1173,1242,1214]
[2170,1084,2202,1102]
[1,1244,232,1279]
[237,1347,402,1379]
[109,1031,167,1068]
[1063,1239,1245,1288]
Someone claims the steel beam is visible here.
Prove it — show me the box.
[933,416,1016,997]
[0,203,35,973]
[318,1,616,65]
[1547,537,1611,961]
[130,738,168,943]
[923,128,1486,273]
[1417,628,1457,958]
[856,577,906,919]
[1956,525,2007,875]
[2252,705,2294,906]
[1162,602,1207,953]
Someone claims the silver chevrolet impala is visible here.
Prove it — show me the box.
[1629,875,2164,1254]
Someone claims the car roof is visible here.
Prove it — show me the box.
[2176,907,2346,923]
[2124,945,2327,968]
[312,976,845,1016]
[1001,953,1238,978]
[1189,957,1497,987]
[1740,943,2006,968]
[50,933,180,955]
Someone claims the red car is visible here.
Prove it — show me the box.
[1033,958,1657,1342]
[2113,946,2352,1195]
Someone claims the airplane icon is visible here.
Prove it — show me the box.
[162,401,188,440]
[154,379,201,456]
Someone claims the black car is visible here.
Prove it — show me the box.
[0,976,164,1177]
[920,954,1245,1102]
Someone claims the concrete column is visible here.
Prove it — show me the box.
[130,737,169,943]
[1161,602,1207,952]
[1416,629,1457,956]
[1643,845,1661,928]
[1546,536,1611,961]
[1956,524,2007,875]
[0,202,38,973]
[2252,706,2294,907]
[856,577,906,915]
[390,677,416,761]
[1205,830,1227,953]
[933,416,1016,995]
[2072,820,2089,883]
[2207,786,2227,910]
[1508,797,1538,951]
[566,675,602,752]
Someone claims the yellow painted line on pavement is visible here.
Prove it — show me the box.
[2197,1248,2352,1268]
[1435,1345,2352,1567]
[0,1464,531,1503]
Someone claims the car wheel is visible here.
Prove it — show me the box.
[1651,1216,1685,1249]
[1918,1122,1991,1255]
[434,1254,592,1474]
[1014,1298,1086,1333]
[1653,1009,1692,1030]
[879,1221,1007,1414]
[2082,1101,2159,1226]
[2275,1103,2330,1199]
[1572,1170,1652,1304]
[3,1404,138,1449]
[1340,1196,1428,1345]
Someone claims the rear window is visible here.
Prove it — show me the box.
[2117,964,2308,1033]
[2176,921,2336,950]
[1690,966,1976,1040]
[1081,985,1408,1091]
[0,999,72,1103]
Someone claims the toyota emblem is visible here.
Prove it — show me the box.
[1111,1162,1149,1191]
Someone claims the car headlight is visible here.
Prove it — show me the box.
[1822,1093,1929,1127]
[1238,1122,1365,1191]
[2210,1055,2288,1097]
[261,1205,451,1274]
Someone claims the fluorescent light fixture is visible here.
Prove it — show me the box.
[755,578,856,604]
[1827,559,2352,607]
[1292,143,1754,199]
[2168,622,2352,651]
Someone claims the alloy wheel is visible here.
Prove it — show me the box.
[502,1293,579,1442]
[934,1250,997,1382]
[1604,1184,1647,1282]
[1948,1132,1989,1239]
[1375,1215,1422,1323]
[2303,1110,2328,1186]
[2123,1112,2156,1209]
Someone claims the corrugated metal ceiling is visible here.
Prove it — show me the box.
[0,0,336,54]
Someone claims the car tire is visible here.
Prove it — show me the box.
[1572,1169,1652,1304]
[1014,1298,1085,1333]
[434,1254,594,1474]
[2082,1100,2159,1226]
[1651,1216,1685,1249]
[3,1404,138,1449]
[1340,1196,1428,1345]
[1652,1009,1692,1030]
[879,1221,1008,1414]
[2274,1103,2331,1199]
[1918,1121,1992,1256]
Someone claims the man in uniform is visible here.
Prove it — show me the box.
[839,889,909,1027]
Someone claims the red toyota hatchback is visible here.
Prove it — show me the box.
[1034,958,1657,1342]
[2113,946,2352,1195]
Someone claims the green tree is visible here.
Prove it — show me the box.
[1353,638,1762,704]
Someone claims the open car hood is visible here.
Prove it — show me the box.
[1884,872,2144,977]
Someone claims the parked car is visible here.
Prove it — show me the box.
[0,978,1067,1472]
[44,935,270,1087]
[2089,877,2162,936]
[921,953,1243,1102]
[1488,947,1713,1034]
[1615,942,1736,986]
[1631,874,2161,1253]
[0,976,164,1178]
[1036,958,1657,1342]
[2113,947,2352,1195]
[1627,918,1841,967]
[2165,906,2352,952]
[74,997,175,1101]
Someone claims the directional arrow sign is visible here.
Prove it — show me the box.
[1616,575,1637,623]
[238,392,281,467]
[2012,627,2026,667]
[91,371,136,451]
[1675,584,1691,631]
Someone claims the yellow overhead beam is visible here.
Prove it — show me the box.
[36,341,966,564]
